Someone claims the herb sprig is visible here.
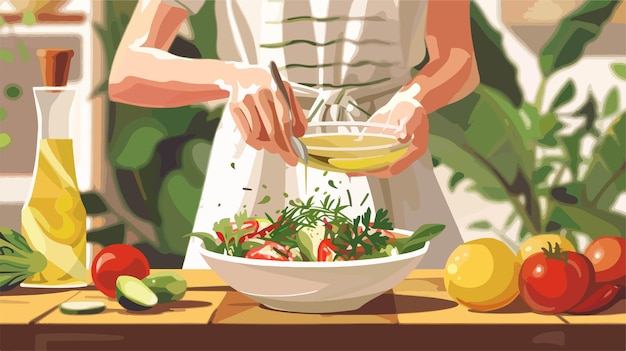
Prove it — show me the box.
[332,207,394,259]
[266,195,351,246]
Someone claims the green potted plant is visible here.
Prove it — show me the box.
[429,0,624,249]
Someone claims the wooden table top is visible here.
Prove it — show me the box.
[1,269,624,351]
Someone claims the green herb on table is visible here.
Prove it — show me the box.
[0,227,47,291]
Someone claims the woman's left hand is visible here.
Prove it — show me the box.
[347,91,429,179]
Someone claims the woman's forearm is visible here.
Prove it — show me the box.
[410,46,479,114]
[407,0,479,114]
[109,48,235,108]
[108,0,238,108]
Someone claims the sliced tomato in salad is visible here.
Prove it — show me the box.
[215,219,277,244]
[245,241,294,261]
[238,219,276,243]
[318,239,338,262]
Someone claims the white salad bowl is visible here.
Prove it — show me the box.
[196,229,429,314]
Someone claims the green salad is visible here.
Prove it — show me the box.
[189,196,445,262]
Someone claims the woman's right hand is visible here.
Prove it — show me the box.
[223,64,308,166]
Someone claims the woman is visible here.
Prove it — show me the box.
[109,0,479,268]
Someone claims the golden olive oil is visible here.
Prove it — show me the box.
[300,133,408,173]
[21,139,87,287]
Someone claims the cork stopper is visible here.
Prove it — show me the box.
[37,48,74,87]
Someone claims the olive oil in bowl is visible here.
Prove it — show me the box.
[300,123,411,173]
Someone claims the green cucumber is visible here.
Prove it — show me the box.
[59,301,106,315]
[296,225,326,261]
[115,275,158,311]
[141,272,187,303]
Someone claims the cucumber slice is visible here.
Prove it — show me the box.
[142,272,187,303]
[296,225,326,261]
[115,275,158,311]
[59,301,106,315]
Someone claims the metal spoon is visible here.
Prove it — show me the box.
[269,61,309,164]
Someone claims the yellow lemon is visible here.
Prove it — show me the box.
[444,238,521,311]
[517,234,577,261]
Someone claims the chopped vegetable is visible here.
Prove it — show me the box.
[116,275,158,311]
[296,225,326,261]
[245,241,294,261]
[317,239,338,262]
[0,227,47,291]
[142,271,187,303]
[59,301,106,315]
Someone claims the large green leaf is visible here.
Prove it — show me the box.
[152,137,213,254]
[152,106,209,136]
[468,86,535,181]
[430,84,534,198]
[540,0,620,77]
[547,204,623,239]
[596,172,625,212]
[550,80,576,111]
[611,63,626,81]
[532,165,553,186]
[574,93,599,132]
[80,192,108,215]
[181,138,212,187]
[87,224,125,247]
[157,170,203,255]
[581,113,625,206]
[429,135,508,201]
[470,1,522,107]
[188,0,219,59]
[110,117,168,169]
[602,87,620,116]
[562,128,585,180]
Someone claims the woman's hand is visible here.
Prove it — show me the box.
[348,85,429,178]
[225,64,308,166]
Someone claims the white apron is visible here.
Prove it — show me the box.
[170,0,464,269]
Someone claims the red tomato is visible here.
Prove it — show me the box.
[519,243,594,314]
[245,242,293,261]
[568,283,624,314]
[91,244,150,298]
[317,239,338,262]
[584,236,626,286]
